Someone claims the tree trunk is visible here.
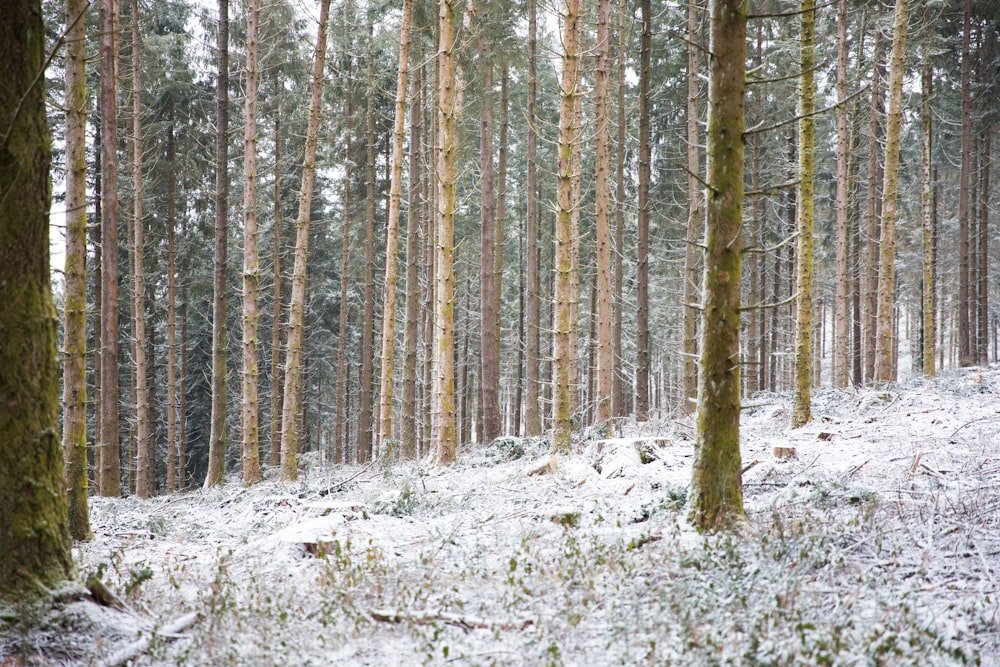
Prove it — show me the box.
[479,34,501,445]
[378,0,414,455]
[281,0,332,480]
[401,58,423,459]
[358,27,377,463]
[434,0,459,464]
[496,67,509,434]
[613,6,627,417]
[635,0,651,421]
[242,0,262,485]
[593,0,613,425]
[862,19,883,383]
[524,0,541,437]
[0,0,74,593]
[832,0,850,388]
[552,0,581,454]
[682,0,702,414]
[269,108,283,468]
[689,0,746,531]
[977,132,989,365]
[921,47,935,377]
[63,0,91,537]
[792,0,815,427]
[874,0,909,383]
[205,0,230,488]
[958,0,972,367]
[335,94,353,463]
[98,0,121,498]
[166,128,178,492]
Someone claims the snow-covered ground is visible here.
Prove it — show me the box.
[6,366,1000,665]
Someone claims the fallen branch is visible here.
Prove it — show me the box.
[369,608,533,632]
[99,611,199,667]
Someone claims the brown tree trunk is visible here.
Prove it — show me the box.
[401,59,423,459]
[98,0,121,498]
[552,0,581,453]
[921,47,935,376]
[862,19,883,383]
[479,34,501,445]
[269,109,283,467]
[958,0,972,366]
[335,95,353,463]
[524,0,541,436]
[434,0,459,464]
[63,0,91,536]
[874,0,909,383]
[358,27,376,463]
[833,0,851,388]
[281,0,332,480]
[636,0,651,421]
[593,0,613,425]
[682,0,702,413]
[378,0,414,454]
[167,128,178,492]
[242,0,262,485]
[205,0,229,488]
[613,5,627,417]
[978,132,989,365]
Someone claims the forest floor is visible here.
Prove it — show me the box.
[5,366,1000,665]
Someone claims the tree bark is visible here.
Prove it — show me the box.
[921,46,935,377]
[552,0,581,454]
[524,0,541,436]
[958,0,972,367]
[63,0,91,536]
[401,59,423,459]
[241,0,262,485]
[167,128,178,492]
[98,0,121,498]
[613,5,627,417]
[434,0,459,464]
[377,0,414,455]
[682,0,702,414]
[205,0,230,488]
[832,0,850,388]
[792,0,815,427]
[479,31,501,445]
[688,0,746,531]
[269,108,283,467]
[0,0,74,594]
[593,0,613,426]
[358,26,377,463]
[873,0,909,383]
[281,0,331,480]
[635,0,651,421]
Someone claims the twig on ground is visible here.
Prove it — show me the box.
[98,611,199,667]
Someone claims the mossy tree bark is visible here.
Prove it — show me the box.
[0,0,74,596]
[874,0,909,383]
[792,0,816,427]
[241,0,262,486]
[63,0,91,538]
[688,0,747,532]
[552,0,581,454]
[921,46,935,377]
[281,0,331,480]
[434,0,458,464]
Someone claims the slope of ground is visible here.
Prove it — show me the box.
[3,367,999,665]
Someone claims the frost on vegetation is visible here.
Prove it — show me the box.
[7,368,1000,665]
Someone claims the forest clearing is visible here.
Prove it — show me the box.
[5,365,999,665]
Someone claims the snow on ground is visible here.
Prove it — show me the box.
[5,366,1000,665]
